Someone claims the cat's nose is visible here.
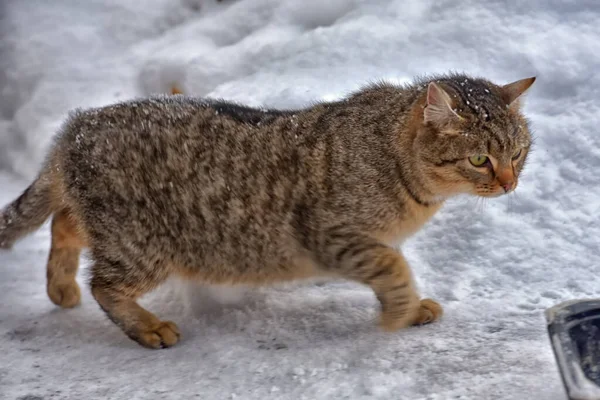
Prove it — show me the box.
[496,167,515,193]
[502,182,514,193]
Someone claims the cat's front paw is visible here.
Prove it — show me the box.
[412,298,443,325]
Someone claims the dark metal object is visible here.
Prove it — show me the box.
[546,300,600,400]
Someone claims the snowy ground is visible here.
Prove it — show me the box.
[1,0,600,399]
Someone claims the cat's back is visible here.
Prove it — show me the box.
[49,95,307,256]
[56,95,209,151]
[54,95,296,164]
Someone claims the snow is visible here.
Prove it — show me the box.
[1,0,599,398]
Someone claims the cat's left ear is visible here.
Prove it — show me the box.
[424,82,461,126]
[501,77,536,107]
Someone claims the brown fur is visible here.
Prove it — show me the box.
[46,209,85,308]
[0,73,535,348]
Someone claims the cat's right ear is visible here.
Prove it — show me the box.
[500,77,536,110]
[424,82,461,126]
[501,77,536,105]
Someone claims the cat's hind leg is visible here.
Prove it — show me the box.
[90,257,180,349]
[46,209,86,308]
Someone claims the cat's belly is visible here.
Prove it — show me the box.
[174,251,326,286]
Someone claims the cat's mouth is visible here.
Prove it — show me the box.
[480,191,505,198]
[474,184,516,197]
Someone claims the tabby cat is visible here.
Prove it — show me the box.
[0,73,535,348]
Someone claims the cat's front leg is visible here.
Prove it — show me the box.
[319,231,443,330]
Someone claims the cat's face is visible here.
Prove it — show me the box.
[415,76,535,199]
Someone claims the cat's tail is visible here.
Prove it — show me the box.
[0,172,54,249]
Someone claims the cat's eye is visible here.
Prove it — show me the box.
[469,155,489,167]
[512,149,522,160]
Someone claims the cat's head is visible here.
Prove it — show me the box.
[414,74,535,199]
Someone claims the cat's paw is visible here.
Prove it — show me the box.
[47,280,81,308]
[412,298,443,325]
[133,320,181,349]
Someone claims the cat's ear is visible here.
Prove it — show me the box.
[501,77,536,107]
[424,82,461,126]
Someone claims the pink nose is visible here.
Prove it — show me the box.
[502,182,514,193]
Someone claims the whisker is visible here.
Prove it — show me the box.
[510,190,522,214]
[476,196,487,213]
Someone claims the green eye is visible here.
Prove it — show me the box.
[469,155,489,167]
[512,149,522,160]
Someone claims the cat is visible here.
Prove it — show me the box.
[0,73,535,348]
